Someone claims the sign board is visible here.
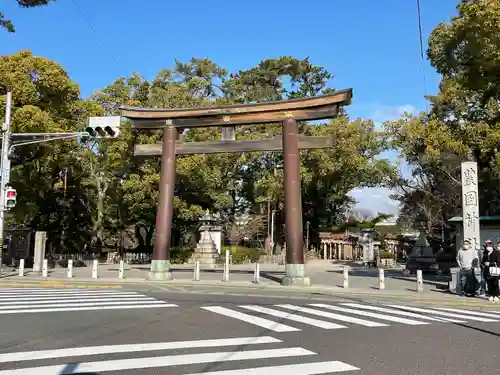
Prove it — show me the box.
[88,116,121,128]
[0,159,11,184]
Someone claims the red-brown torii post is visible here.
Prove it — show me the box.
[120,88,352,285]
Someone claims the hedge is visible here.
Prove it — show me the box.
[221,245,265,264]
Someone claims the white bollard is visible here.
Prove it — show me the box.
[416,269,424,292]
[253,262,260,284]
[67,259,73,278]
[193,261,200,281]
[42,259,48,278]
[18,259,24,277]
[379,268,385,290]
[223,250,230,282]
[92,259,98,279]
[118,260,124,279]
[343,268,349,288]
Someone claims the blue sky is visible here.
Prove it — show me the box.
[1,0,460,216]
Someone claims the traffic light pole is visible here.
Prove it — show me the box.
[0,91,93,274]
[0,92,12,273]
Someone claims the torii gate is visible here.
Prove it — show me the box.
[120,88,352,285]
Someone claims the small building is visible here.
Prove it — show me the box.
[448,216,500,250]
[318,231,400,261]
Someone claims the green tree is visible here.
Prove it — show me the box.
[389,0,500,230]
[0,50,97,252]
[1,0,55,32]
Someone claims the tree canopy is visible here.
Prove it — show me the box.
[386,0,500,235]
[0,51,395,256]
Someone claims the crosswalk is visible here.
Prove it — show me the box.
[0,287,177,314]
[201,303,500,332]
[0,335,359,374]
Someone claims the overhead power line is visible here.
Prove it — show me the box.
[70,0,123,72]
[416,0,429,105]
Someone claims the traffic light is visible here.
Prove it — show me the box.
[4,188,16,209]
[85,116,121,139]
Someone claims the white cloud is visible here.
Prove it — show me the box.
[348,103,420,130]
[348,187,399,216]
[369,104,418,123]
[344,103,420,218]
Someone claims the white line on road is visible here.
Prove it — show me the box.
[0,297,157,306]
[240,305,347,329]
[185,361,360,375]
[0,300,166,310]
[0,347,315,375]
[0,288,104,292]
[0,287,133,292]
[309,304,430,326]
[340,303,466,323]
[0,303,177,314]
[0,293,142,302]
[0,291,138,297]
[431,307,500,319]
[0,336,282,364]
[386,305,499,322]
[201,306,300,332]
[277,304,388,327]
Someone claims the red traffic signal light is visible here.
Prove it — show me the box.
[4,188,16,209]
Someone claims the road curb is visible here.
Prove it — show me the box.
[0,276,472,301]
[0,276,441,296]
[1,278,497,308]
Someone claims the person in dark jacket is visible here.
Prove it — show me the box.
[482,242,500,302]
[479,240,494,296]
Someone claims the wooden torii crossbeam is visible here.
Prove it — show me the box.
[120,88,353,284]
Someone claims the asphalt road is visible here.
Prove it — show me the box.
[0,286,500,374]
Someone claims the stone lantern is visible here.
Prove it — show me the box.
[189,210,219,266]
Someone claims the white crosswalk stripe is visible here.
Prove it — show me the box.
[201,306,300,332]
[0,288,177,314]
[339,303,467,323]
[240,305,347,329]
[0,336,359,374]
[277,304,388,327]
[433,307,500,319]
[386,305,499,322]
[308,304,430,325]
[201,303,500,332]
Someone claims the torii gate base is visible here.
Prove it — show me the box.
[121,89,353,286]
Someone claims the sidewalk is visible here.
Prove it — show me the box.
[2,263,438,291]
[0,266,452,297]
[0,273,491,306]
[1,260,473,302]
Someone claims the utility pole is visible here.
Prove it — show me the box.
[305,220,310,251]
[270,210,275,253]
[0,92,12,272]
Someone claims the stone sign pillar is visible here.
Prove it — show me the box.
[33,231,46,273]
[461,161,480,251]
[360,233,374,264]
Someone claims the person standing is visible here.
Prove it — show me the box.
[479,240,494,296]
[482,242,500,302]
[456,239,479,296]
